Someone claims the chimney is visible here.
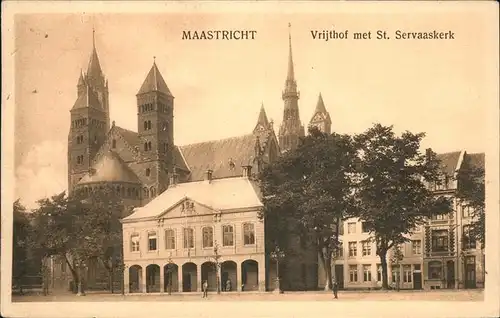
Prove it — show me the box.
[204,169,213,183]
[242,165,252,178]
[169,169,178,188]
[425,148,432,162]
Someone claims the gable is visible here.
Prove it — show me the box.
[311,112,325,122]
[157,197,217,220]
[93,127,139,165]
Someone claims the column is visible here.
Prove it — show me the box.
[258,261,266,292]
[217,264,222,292]
[124,267,130,294]
[160,266,165,293]
[178,267,183,293]
[197,264,202,292]
[236,261,242,291]
[142,266,147,293]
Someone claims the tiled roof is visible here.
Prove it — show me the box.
[436,151,462,176]
[122,177,262,221]
[71,85,102,110]
[79,150,141,184]
[466,152,485,170]
[137,62,172,96]
[179,134,257,181]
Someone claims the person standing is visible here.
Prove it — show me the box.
[202,280,208,298]
[332,279,339,299]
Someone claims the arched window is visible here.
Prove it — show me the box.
[243,223,255,245]
[183,228,194,249]
[112,139,116,148]
[150,187,156,198]
[146,168,151,177]
[202,227,214,248]
[143,187,149,198]
[165,229,175,250]
[148,141,152,151]
[144,121,148,130]
[147,121,152,130]
[222,225,234,247]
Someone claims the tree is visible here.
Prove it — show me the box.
[28,187,125,295]
[13,199,31,293]
[259,127,358,290]
[455,154,485,246]
[353,124,453,289]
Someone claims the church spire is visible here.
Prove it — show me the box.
[257,102,270,127]
[137,58,173,96]
[286,23,295,82]
[87,27,103,80]
[309,92,332,134]
[315,93,327,114]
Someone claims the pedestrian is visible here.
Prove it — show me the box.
[226,279,232,292]
[332,279,338,299]
[202,280,208,298]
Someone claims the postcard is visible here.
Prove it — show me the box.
[1,1,499,318]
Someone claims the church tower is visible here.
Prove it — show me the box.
[136,59,174,203]
[309,93,332,134]
[278,24,305,153]
[67,29,109,193]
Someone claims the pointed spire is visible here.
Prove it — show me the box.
[77,69,85,86]
[137,59,173,96]
[287,23,295,82]
[86,27,103,79]
[257,102,270,126]
[315,93,327,113]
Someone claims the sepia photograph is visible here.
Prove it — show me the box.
[1,1,499,318]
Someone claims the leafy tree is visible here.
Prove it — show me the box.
[455,154,485,246]
[259,127,358,290]
[353,124,453,289]
[28,186,125,295]
[13,199,31,293]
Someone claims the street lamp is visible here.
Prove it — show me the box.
[270,245,285,294]
[165,253,175,295]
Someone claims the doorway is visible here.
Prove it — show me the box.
[183,274,191,292]
[334,265,344,289]
[465,256,476,289]
[446,260,455,289]
[413,271,422,289]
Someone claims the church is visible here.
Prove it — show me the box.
[54,27,332,293]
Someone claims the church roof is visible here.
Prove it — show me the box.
[137,62,173,96]
[71,85,102,110]
[436,151,462,176]
[179,134,257,181]
[79,150,141,184]
[122,177,263,221]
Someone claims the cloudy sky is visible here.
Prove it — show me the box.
[12,8,497,209]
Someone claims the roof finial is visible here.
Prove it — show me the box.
[153,56,156,64]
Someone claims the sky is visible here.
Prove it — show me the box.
[12,10,497,209]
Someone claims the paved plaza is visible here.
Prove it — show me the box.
[12,289,483,302]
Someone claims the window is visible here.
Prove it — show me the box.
[462,205,472,218]
[428,261,442,279]
[148,232,157,251]
[391,267,400,283]
[347,222,356,234]
[334,242,343,258]
[165,229,175,250]
[131,234,140,252]
[349,265,358,282]
[223,225,234,246]
[412,240,422,255]
[76,135,83,144]
[146,168,151,177]
[150,187,156,198]
[183,228,194,248]
[144,121,152,130]
[377,264,382,281]
[162,122,168,131]
[431,213,448,221]
[112,139,116,148]
[463,225,477,249]
[361,222,369,233]
[431,230,448,252]
[414,264,421,271]
[76,155,84,165]
[362,241,371,256]
[143,187,149,198]
[363,265,372,282]
[202,227,214,248]
[403,265,412,283]
[348,242,357,257]
[243,223,255,245]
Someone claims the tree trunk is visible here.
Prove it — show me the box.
[64,254,79,294]
[379,252,389,290]
[318,250,332,291]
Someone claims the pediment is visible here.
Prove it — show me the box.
[157,197,217,220]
